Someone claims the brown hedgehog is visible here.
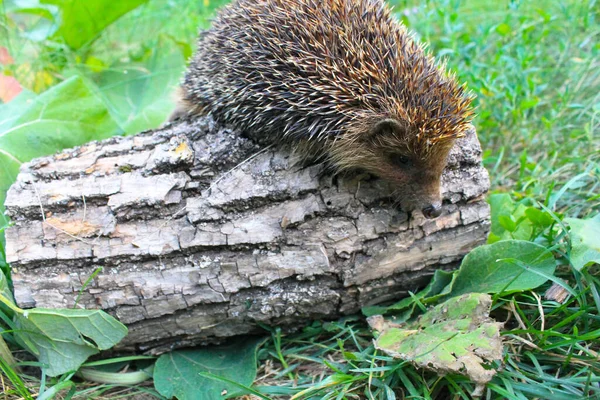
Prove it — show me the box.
[173,0,474,218]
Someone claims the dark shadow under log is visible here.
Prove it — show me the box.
[4,117,490,353]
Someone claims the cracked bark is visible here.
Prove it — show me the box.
[4,117,490,353]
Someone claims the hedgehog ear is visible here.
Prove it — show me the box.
[368,118,404,138]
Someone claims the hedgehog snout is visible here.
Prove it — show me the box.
[410,173,444,219]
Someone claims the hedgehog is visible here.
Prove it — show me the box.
[172,0,474,218]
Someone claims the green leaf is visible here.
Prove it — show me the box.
[371,293,503,396]
[525,207,554,229]
[0,224,7,267]
[362,269,454,321]
[449,240,555,297]
[0,155,20,227]
[0,327,18,371]
[0,90,34,227]
[0,89,37,132]
[0,76,121,224]
[498,215,517,232]
[3,1,60,42]
[495,23,511,36]
[520,97,540,110]
[290,373,354,400]
[487,194,533,243]
[14,308,127,377]
[565,214,600,271]
[37,380,75,400]
[488,193,514,241]
[419,269,455,303]
[41,0,149,50]
[504,205,532,240]
[92,35,186,134]
[0,269,14,305]
[154,337,263,400]
[78,365,154,385]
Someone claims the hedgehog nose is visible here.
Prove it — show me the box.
[422,203,442,219]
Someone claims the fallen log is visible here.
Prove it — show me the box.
[4,117,490,353]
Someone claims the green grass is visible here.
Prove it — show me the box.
[1,0,599,399]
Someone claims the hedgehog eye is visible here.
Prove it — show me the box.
[390,154,413,168]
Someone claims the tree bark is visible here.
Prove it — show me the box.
[4,117,490,353]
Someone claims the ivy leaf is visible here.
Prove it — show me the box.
[566,214,600,271]
[370,293,503,397]
[154,337,263,400]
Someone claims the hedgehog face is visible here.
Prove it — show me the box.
[376,149,449,219]
[330,118,454,218]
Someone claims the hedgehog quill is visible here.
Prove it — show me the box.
[173,0,474,218]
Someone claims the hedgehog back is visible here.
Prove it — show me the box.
[182,0,469,146]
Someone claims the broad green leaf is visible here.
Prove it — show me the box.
[41,0,148,50]
[0,76,121,224]
[0,75,121,160]
[0,90,35,227]
[449,240,555,297]
[92,35,185,134]
[566,214,600,271]
[371,293,503,396]
[362,269,454,321]
[0,89,37,131]
[14,308,127,376]
[154,337,263,400]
